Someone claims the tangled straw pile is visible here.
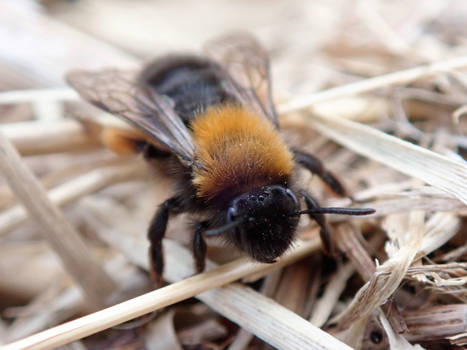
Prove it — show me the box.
[0,1,466,349]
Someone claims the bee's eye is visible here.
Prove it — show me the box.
[241,199,249,207]
[227,207,237,222]
[268,186,281,196]
[285,189,298,205]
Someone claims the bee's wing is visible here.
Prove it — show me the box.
[66,69,195,165]
[204,33,279,128]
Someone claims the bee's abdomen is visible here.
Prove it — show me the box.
[139,55,236,123]
[192,105,294,202]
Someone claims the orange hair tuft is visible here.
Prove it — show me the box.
[191,105,293,200]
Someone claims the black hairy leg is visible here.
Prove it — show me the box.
[141,143,172,160]
[192,221,210,273]
[293,149,347,197]
[148,196,183,283]
[299,190,333,255]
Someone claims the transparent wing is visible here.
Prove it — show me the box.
[66,69,195,165]
[204,32,279,127]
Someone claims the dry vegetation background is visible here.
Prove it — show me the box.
[1,0,467,349]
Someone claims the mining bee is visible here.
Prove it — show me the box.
[67,33,374,280]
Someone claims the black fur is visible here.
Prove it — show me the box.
[223,185,300,263]
[142,144,171,160]
[147,196,184,282]
[139,55,238,124]
[299,190,332,255]
[193,221,209,273]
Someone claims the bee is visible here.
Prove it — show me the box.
[67,34,374,280]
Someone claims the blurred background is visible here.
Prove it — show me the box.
[3,0,467,94]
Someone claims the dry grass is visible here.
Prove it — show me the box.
[1,1,466,349]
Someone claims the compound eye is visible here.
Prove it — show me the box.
[285,189,299,206]
[270,185,282,196]
[227,207,237,223]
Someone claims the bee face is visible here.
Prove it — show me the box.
[226,185,300,263]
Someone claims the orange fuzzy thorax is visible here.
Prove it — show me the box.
[192,105,293,200]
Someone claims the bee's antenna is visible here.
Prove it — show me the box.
[291,207,375,216]
[204,219,245,236]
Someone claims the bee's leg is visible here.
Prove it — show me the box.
[293,149,347,197]
[148,196,183,283]
[193,221,210,273]
[299,190,333,255]
[142,143,172,160]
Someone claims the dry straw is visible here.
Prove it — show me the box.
[0,132,116,309]
[3,237,353,350]
[1,1,467,349]
[0,160,146,236]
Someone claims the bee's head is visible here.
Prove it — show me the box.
[224,185,300,263]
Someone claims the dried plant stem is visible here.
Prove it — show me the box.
[278,55,467,113]
[0,161,147,236]
[2,238,353,350]
[309,263,355,327]
[448,332,467,347]
[335,212,425,328]
[417,212,461,258]
[438,244,467,262]
[274,259,311,316]
[6,256,149,342]
[308,111,467,204]
[226,271,281,350]
[227,330,255,350]
[0,88,79,104]
[3,120,99,155]
[0,132,116,308]
[335,224,407,333]
[357,196,465,217]
[7,286,82,343]
[0,1,137,87]
[335,224,377,280]
[403,304,467,342]
[378,312,423,350]
[0,319,7,345]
